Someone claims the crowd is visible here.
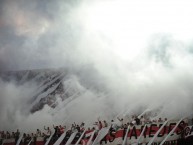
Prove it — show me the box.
[0,115,169,142]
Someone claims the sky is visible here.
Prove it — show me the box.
[0,0,193,131]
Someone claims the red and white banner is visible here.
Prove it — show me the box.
[1,120,187,145]
[80,120,186,145]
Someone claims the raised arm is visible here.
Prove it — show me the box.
[117,117,121,121]
[44,126,47,130]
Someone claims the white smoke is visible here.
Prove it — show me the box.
[0,0,193,132]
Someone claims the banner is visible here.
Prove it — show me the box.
[1,120,187,145]
[97,120,185,145]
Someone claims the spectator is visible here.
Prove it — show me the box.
[140,116,146,125]
[80,122,85,132]
[131,116,136,125]
[135,117,140,125]
[71,124,76,132]
[0,131,5,139]
[11,132,15,138]
[158,118,163,123]
[15,129,20,144]
[76,125,81,132]
[59,125,65,135]
[92,127,96,131]
[103,120,108,127]
[41,133,46,137]
[146,118,152,124]
[152,119,157,123]
[31,133,34,138]
[126,122,130,127]
[24,134,31,145]
[117,117,124,128]
[33,133,37,145]
[98,118,103,130]
[111,120,118,131]
[36,129,41,137]
[94,119,102,131]
[80,122,85,128]
[44,126,52,136]
[23,133,27,144]
[53,125,60,139]
[6,131,10,139]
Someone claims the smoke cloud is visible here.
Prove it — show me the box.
[0,0,193,132]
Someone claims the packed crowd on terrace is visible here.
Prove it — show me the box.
[0,115,170,142]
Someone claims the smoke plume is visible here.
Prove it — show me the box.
[0,0,193,132]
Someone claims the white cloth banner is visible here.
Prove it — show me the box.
[65,131,78,145]
[75,130,86,145]
[92,127,110,145]
[53,130,68,145]
[137,124,147,144]
[86,131,96,145]
[122,126,130,145]
[16,134,23,145]
[27,139,32,145]
[45,132,55,145]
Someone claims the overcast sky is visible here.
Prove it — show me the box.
[1,0,193,130]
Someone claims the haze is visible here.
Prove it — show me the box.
[0,0,193,131]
